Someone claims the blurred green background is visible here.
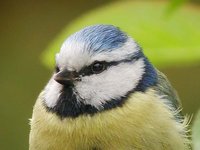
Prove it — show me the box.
[0,0,200,149]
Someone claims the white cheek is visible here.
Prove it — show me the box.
[44,78,62,108]
[75,58,145,109]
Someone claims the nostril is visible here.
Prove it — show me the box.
[55,66,60,73]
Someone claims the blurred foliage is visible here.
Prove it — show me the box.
[192,110,200,150]
[167,0,188,14]
[42,1,200,69]
[191,0,200,3]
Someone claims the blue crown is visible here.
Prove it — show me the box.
[66,24,128,53]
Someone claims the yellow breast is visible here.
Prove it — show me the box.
[29,89,190,150]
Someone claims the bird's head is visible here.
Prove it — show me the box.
[44,25,157,118]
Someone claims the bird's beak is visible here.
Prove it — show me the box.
[54,70,80,86]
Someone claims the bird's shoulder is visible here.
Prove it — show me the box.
[153,69,182,112]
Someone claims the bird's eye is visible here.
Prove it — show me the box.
[55,66,60,73]
[91,62,106,74]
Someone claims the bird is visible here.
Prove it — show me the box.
[29,24,190,150]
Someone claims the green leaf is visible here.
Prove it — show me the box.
[41,1,200,69]
[192,110,200,150]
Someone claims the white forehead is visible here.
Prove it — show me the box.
[56,37,139,71]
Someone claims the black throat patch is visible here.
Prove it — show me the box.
[47,86,98,118]
[45,85,127,118]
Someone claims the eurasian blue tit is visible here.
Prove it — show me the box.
[29,25,190,150]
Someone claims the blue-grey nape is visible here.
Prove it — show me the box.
[135,56,158,92]
[66,24,128,53]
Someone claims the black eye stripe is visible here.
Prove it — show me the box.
[78,62,105,77]
[54,52,143,77]
[78,57,139,77]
